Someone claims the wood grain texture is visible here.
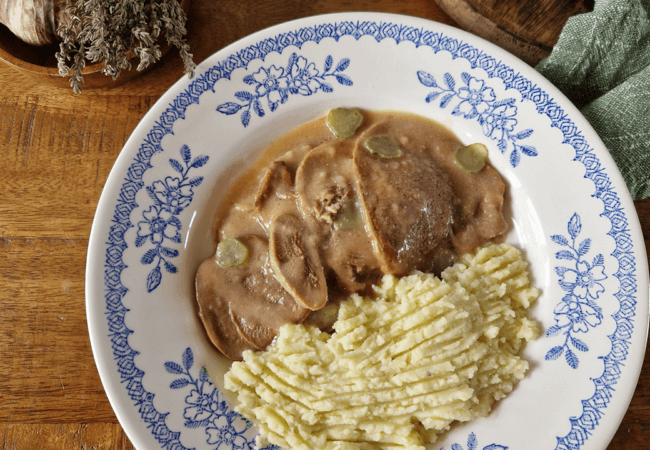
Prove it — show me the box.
[435,0,593,65]
[0,1,647,449]
[466,0,593,47]
[0,423,135,449]
[0,238,118,422]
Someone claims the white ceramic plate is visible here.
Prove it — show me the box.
[86,12,649,450]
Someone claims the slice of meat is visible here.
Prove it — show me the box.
[448,166,507,255]
[195,235,309,360]
[357,117,508,256]
[269,214,328,310]
[295,140,382,294]
[323,230,383,294]
[295,140,356,224]
[193,289,258,360]
[253,161,297,231]
[255,161,293,209]
[353,127,459,276]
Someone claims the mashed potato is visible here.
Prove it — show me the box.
[224,243,540,450]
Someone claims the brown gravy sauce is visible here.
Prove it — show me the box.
[196,110,508,360]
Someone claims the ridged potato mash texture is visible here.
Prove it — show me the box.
[224,243,541,450]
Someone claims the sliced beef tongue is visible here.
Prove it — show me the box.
[195,110,510,360]
[295,140,382,294]
[295,140,356,225]
[353,124,459,276]
[269,214,328,311]
[195,235,309,361]
[355,117,508,260]
[253,161,297,231]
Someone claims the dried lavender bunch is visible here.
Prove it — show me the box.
[55,0,195,93]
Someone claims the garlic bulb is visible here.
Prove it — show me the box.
[0,0,72,46]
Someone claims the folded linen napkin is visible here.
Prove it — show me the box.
[535,0,650,200]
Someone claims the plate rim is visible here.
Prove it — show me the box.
[85,11,650,450]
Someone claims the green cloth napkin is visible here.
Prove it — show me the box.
[535,0,650,200]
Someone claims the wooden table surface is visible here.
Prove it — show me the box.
[1,1,648,449]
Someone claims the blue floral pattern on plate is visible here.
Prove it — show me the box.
[441,433,507,450]
[98,18,640,450]
[545,213,606,369]
[216,52,352,127]
[164,348,276,450]
[417,70,537,167]
[135,145,209,292]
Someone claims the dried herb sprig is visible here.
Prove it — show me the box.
[55,0,195,93]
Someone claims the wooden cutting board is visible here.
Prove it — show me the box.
[434,0,594,65]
